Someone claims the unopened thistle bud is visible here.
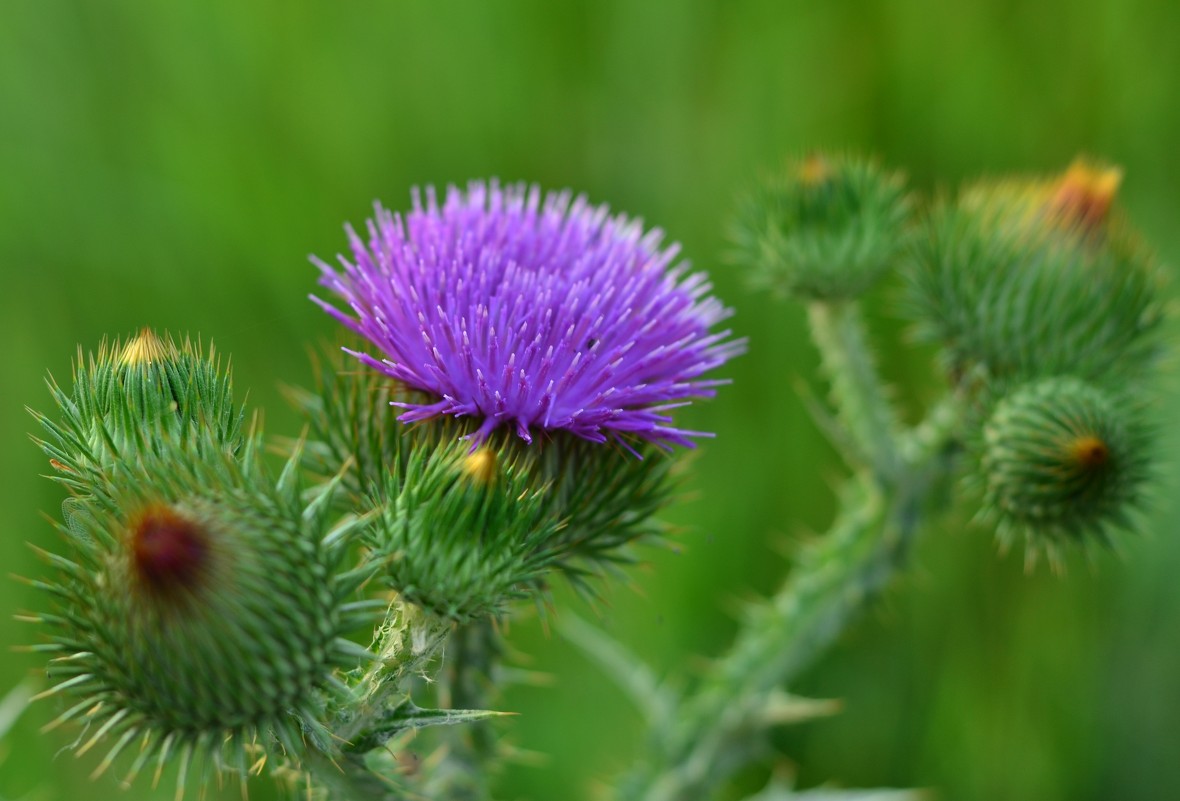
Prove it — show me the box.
[906,161,1166,387]
[28,445,374,791]
[34,330,242,484]
[975,376,1150,557]
[27,341,374,792]
[732,153,912,300]
[368,436,559,622]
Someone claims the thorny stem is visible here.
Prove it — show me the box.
[310,615,508,801]
[616,300,962,801]
[311,601,451,801]
[306,750,406,801]
[417,619,504,801]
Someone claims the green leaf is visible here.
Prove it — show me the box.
[560,613,677,732]
[347,698,513,754]
[0,681,33,741]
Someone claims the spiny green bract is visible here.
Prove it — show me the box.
[366,439,562,622]
[291,345,677,607]
[731,153,912,300]
[26,335,375,792]
[973,376,1151,563]
[905,161,1167,390]
[522,433,675,582]
[30,330,243,493]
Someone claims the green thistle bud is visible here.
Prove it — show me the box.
[975,376,1150,559]
[732,153,912,300]
[32,330,242,487]
[367,435,560,623]
[26,344,374,792]
[906,161,1167,388]
[29,449,374,790]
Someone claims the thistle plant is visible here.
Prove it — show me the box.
[16,158,1170,801]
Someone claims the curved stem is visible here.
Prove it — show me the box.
[614,300,961,801]
[621,477,913,801]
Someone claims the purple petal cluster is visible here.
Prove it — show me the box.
[312,181,743,449]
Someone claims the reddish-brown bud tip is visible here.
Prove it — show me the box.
[130,504,210,597]
[1050,160,1122,233]
[1068,434,1111,470]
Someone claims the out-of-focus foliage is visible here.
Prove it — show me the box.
[3,3,1180,801]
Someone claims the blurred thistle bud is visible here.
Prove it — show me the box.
[958,157,1125,244]
[27,448,375,790]
[731,153,912,300]
[1048,159,1123,235]
[32,330,242,485]
[974,376,1150,560]
[905,159,1166,387]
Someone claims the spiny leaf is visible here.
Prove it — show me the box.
[347,698,512,754]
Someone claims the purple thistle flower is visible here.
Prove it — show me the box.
[312,181,744,450]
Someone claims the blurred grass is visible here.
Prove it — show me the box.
[3,1,1180,800]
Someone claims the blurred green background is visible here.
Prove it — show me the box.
[3,2,1180,799]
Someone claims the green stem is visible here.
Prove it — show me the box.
[314,601,451,800]
[614,301,960,801]
[416,618,503,801]
[808,300,902,481]
[307,750,408,801]
[622,478,916,801]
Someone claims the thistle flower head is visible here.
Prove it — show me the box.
[312,181,743,450]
